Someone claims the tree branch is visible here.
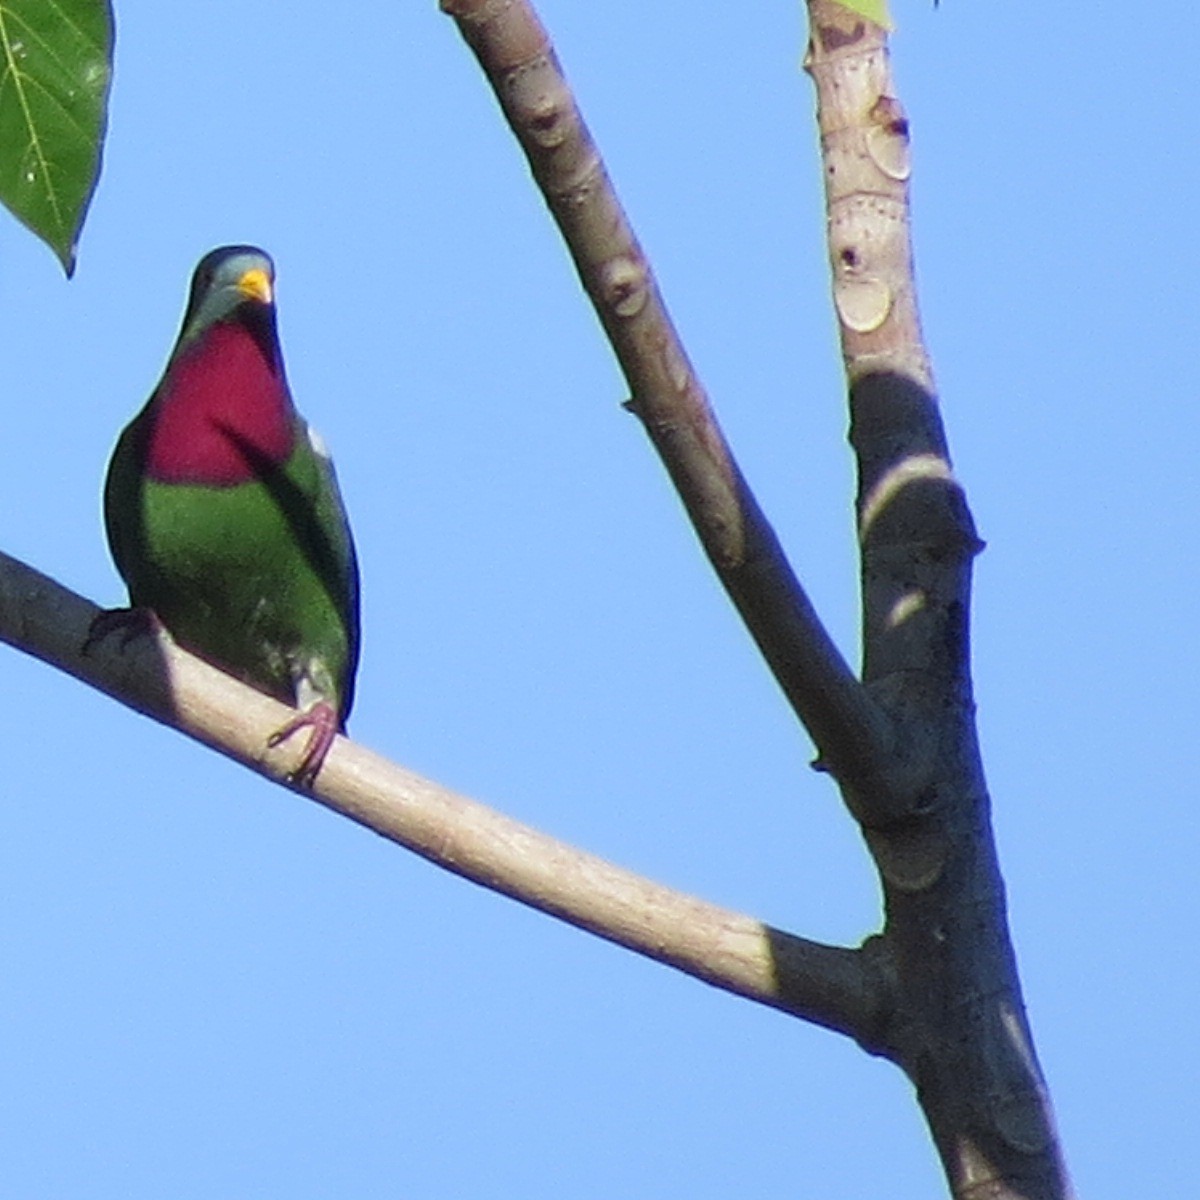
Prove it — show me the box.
[438,0,1075,1193]
[0,548,884,1045]
[439,0,905,808]
[802,5,1074,1197]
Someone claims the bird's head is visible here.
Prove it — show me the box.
[179,245,277,346]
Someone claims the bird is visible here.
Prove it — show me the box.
[97,245,360,785]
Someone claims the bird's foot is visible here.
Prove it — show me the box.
[82,606,163,656]
[268,701,340,787]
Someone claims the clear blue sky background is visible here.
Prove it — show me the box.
[2,2,1195,1196]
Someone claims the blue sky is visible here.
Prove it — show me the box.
[2,1,1195,1196]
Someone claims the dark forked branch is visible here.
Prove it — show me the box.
[442,1,1074,1196]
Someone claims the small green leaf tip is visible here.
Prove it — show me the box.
[828,0,892,30]
[0,0,114,276]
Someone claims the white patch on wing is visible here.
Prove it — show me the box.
[306,423,331,460]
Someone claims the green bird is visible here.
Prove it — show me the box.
[99,245,360,785]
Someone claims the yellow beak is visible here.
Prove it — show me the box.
[237,267,273,304]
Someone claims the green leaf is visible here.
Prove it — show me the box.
[830,0,892,29]
[0,0,113,276]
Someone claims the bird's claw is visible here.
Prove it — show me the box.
[268,701,339,787]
